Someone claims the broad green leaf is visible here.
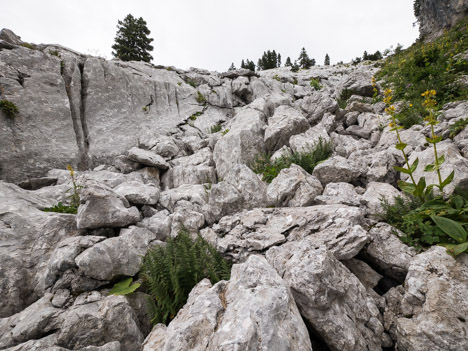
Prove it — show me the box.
[109,277,140,296]
[452,195,464,210]
[431,215,467,243]
[418,199,449,211]
[424,164,435,172]
[395,142,408,151]
[441,170,455,188]
[398,180,416,195]
[414,177,426,197]
[440,242,468,257]
[394,166,410,174]
[437,155,445,165]
[424,184,434,197]
[425,136,443,144]
[410,158,419,173]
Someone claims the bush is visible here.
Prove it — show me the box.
[380,194,468,256]
[337,89,354,109]
[449,118,468,138]
[250,137,333,183]
[141,229,232,325]
[310,78,322,90]
[376,18,468,127]
[209,123,222,133]
[196,91,206,104]
[0,100,19,118]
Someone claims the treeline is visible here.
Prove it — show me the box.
[228,48,331,72]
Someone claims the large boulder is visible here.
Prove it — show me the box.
[264,105,309,152]
[385,246,468,351]
[201,205,369,262]
[76,182,141,229]
[266,243,384,351]
[267,164,323,207]
[143,255,312,351]
[312,155,361,186]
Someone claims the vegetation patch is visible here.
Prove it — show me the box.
[376,18,468,128]
[196,91,206,104]
[310,78,322,91]
[250,137,333,183]
[209,122,222,133]
[189,111,203,121]
[449,118,468,138]
[141,228,232,325]
[43,165,81,214]
[0,100,19,118]
[337,89,354,109]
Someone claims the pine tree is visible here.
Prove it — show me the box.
[277,53,282,67]
[112,14,154,62]
[240,59,246,69]
[324,53,330,66]
[297,48,314,69]
[285,57,292,67]
[228,63,236,71]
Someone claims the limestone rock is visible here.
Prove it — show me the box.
[76,182,141,229]
[202,205,368,262]
[266,243,384,351]
[114,181,160,205]
[386,246,468,351]
[361,223,417,282]
[143,255,312,351]
[299,91,338,124]
[315,182,362,206]
[127,147,170,170]
[75,226,162,281]
[267,164,323,207]
[312,155,361,185]
[289,122,330,153]
[264,105,309,152]
[361,182,401,215]
[137,210,172,241]
[56,295,144,350]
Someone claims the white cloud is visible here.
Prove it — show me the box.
[0,0,418,71]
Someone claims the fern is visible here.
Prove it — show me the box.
[141,228,232,325]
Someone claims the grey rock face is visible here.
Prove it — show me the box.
[264,105,309,152]
[315,182,362,206]
[361,182,401,215]
[201,205,368,262]
[75,226,162,281]
[143,255,312,351]
[56,295,144,350]
[0,182,81,317]
[267,164,323,207]
[299,91,338,124]
[416,0,468,40]
[289,122,330,153]
[362,223,417,282]
[385,247,468,351]
[403,142,468,195]
[266,243,384,351]
[114,181,160,205]
[312,155,361,185]
[76,182,141,229]
[213,106,266,178]
[127,147,170,170]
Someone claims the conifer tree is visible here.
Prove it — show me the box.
[277,53,282,67]
[285,57,292,67]
[297,48,314,69]
[228,63,236,71]
[324,53,330,66]
[241,59,246,68]
[112,14,154,62]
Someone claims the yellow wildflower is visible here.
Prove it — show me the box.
[66,164,75,177]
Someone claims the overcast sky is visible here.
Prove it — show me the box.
[0,0,419,72]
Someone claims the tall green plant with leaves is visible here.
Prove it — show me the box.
[141,229,232,325]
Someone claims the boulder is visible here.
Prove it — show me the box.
[266,243,384,351]
[299,91,338,124]
[76,182,141,229]
[127,147,170,170]
[143,255,312,351]
[289,122,330,153]
[137,210,172,241]
[75,226,163,281]
[114,181,160,205]
[267,164,323,207]
[361,182,401,215]
[264,105,309,152]
[385,247,468,351]
[312,155,361,186]
[315,182,362,206]
[201,205,369,262]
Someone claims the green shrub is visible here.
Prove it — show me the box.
[380,194,468,256]
[0,100,19,118]
[49,49,60,57]
[272,74,280,81]
[209,123,222,133]
[21,42,37,50]
[141,229,232,325]
[250,137,333,183]
[221,129,229,136]
[196,91,206,104]
[189,111,202,121]
[449,118,468,138]
[337,89,354,109]
[310,78,322,90]
[43,201,78,214]
[376,17,468,128]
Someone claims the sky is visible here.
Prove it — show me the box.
[0,0,419,72]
